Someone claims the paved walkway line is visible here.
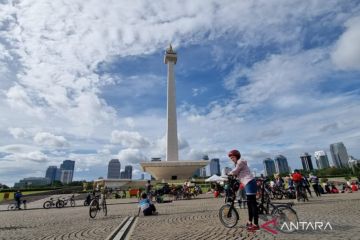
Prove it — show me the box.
[105,216,137,240]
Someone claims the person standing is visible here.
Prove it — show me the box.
[145,180,153,200]
[309,174,321,197]
[228,150,259,231]
[14,190,23,209]
[291,170,303,201]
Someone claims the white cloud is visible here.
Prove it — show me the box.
[0,0,359,185]
[332,16,360,70]
[224,48,330,109]
[8,127,27,139]
[117,148,147,165]
[0,144,38,154]
[1,150,48,163]
[34,132,69,148]
[110,130,150,148]
[192,87,207,97]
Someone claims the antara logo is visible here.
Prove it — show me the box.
[260,219,333,235]
[281,221,333,231]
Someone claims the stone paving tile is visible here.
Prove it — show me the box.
[0,192,359,239]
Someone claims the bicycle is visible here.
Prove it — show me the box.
[89,194,107,218]
[60,195,76,207]
[295,183,309,202]
[43,197,65,209]
[219,176,299,233]
[8,200,27,210]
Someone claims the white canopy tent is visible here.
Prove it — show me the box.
[205,175,227,182]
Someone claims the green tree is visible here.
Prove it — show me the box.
[52,181,63,187]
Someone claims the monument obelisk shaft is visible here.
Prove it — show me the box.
[164,45,178,162]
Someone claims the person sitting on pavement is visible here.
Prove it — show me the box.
[330,184,339,193]
[351,182,358,192]
[137,193,158,216]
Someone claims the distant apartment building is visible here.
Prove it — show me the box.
[330,142,349,168]
[194,155,210,177]
[59,160,75,183]
[60,170,74,184]
[45,166,58,183]
[107,159,121,179]
[274,155,290,174]
[124,165,133,179]
[314,151,330,169]
[263,158,276,177]
[300,153,314,172]
[209,158,221,176]
[14,177,51,188]
[348,156,360,172]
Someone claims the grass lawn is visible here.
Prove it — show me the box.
[0,190,50,202]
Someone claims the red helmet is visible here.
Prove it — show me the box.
[228,150,241,160]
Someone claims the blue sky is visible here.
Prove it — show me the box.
[0,0,360,186]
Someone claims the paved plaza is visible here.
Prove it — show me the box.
[0,192,359,240]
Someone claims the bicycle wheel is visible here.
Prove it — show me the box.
[102,200,107,216]
[56,200,65,208]
[70,199,75,207]
[43,201,52,209]
[89,199,99,218]
[219,204,239,228]
[8,203,16,211]
[271,205,299,233]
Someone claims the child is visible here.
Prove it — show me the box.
[137,193,158,216]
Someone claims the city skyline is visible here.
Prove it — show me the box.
[0,1,360,186]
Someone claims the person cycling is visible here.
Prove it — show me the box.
[228,149,259,231]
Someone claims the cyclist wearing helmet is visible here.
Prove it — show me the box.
[228,149,259,231]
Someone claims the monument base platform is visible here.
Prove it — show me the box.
[140,161,208,180]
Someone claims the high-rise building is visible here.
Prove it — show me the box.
[221,167,232,176]
[45,166,58,183]
[120,171,126,179]
[209,158,221,176]
[55,168,61,181]
[314,151,330,169]
[61,160,75,171]
[107,159,121,179]
[124,165,133,179]
[348,156,360,172]
[300,153,314,172]
[59,160,75,183]
[195,155,209,177]
[330,142,349,168]
[274,155,290,174]
[141,173,145,180]
[60,170,73,184]
[263,158,276,177]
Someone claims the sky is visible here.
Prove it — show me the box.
[0,0,360,186]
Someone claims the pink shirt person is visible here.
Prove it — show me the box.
[229,159,254,186]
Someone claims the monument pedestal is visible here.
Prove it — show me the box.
[140,161,208,180]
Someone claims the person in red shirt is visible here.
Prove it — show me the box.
[291,170,302,200]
